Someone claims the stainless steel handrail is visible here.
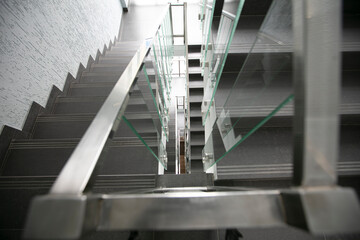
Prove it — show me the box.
[50,6,170,195]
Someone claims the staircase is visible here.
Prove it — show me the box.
[1,1,360,239]
[188,45,206,173]
[0,40,161,239]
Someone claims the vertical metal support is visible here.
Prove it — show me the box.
[292,0,342,186]
[158,162,165,175]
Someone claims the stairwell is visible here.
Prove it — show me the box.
[1,1,359,239]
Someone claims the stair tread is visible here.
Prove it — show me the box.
[190,112,202,117]
[37,112,158,120]
[189,66,202,74]
[191,154,202,160]
[190,139,205,146]
[4,139,158,176]
[189,95,203,103]
[189,81,204,88]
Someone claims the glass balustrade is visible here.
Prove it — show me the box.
[201,0,245,126]
[113,9,174,170]
[202,0,294,170]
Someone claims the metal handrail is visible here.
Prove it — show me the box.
[50,6,171,195]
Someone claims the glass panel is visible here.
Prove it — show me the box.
[152,39,171,110]
[122,116,166,169]
[114,76,167,169]
[203,0,294,170]
[114,7,174,170]
[143,65,168,141]
[202,0,245,125]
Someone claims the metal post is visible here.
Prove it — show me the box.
[292,0,342,186]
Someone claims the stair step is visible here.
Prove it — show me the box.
[190,139,205,146]
[69,82,115,97]
[189,80,204,89]
[191,154,202,160]
[114,41,143,47]
[105,50,138,57]
[217,162,360,180]
[191,132,204,142]
[188,45,201,53]
[97,57,132,64]
[189,66,202,74]
[111,45,141,51]
[80,72,122,83]
[190,102,202,117]
[80,70,158,84]
[32,114,157,139]
[191,160,204,172]
[190,110,202,117]
[89,63,127,73]
[109,48,139,55]
[189,73,202,81]
[2,138,158,176]
[53,96,106,114]
[190,120,204,132]
[188,52,201,60]
[191,145,203,157]
[53,95,148,114]
[189,59,200,67]
[189,95,203,103]
[0,174,156,191]
[68,81,156,97]
[190,88,204,95]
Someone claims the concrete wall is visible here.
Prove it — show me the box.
[0,0,122,131]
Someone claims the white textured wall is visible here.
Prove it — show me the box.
[0,0,122,131]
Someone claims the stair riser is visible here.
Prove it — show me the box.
[191,161,204,172]
[189,59,200,67]
[189,73,202,81]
